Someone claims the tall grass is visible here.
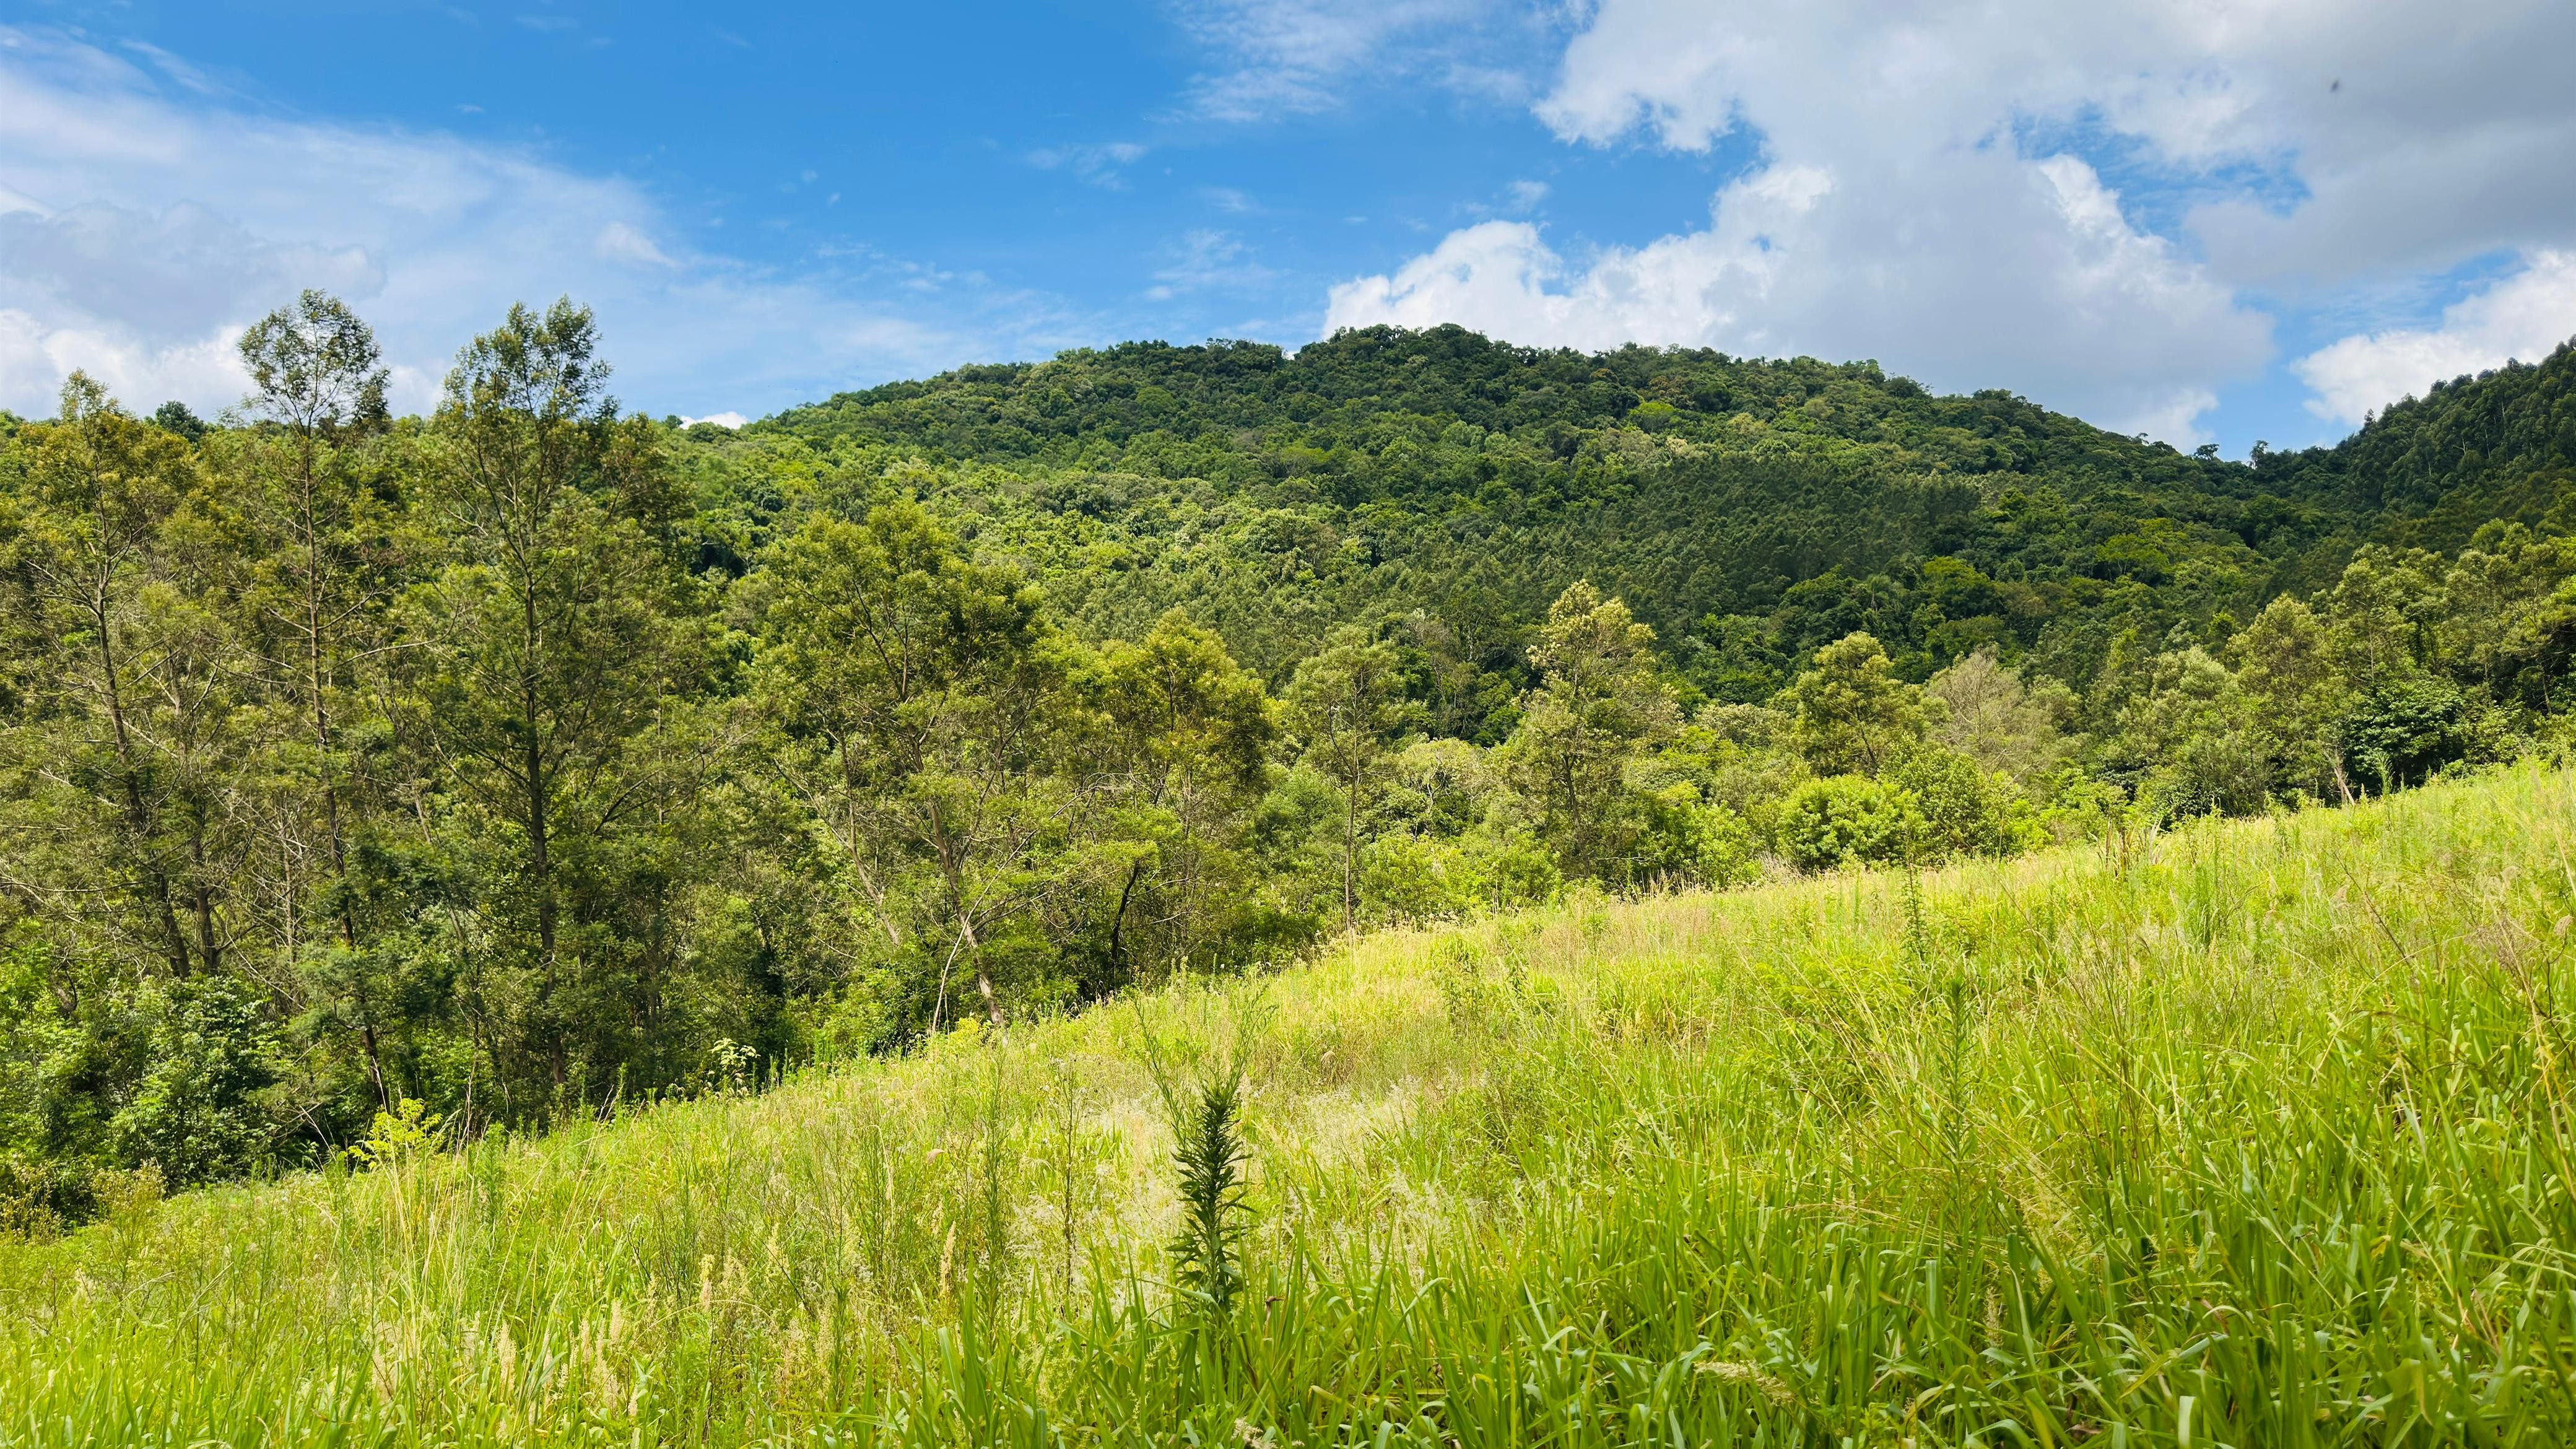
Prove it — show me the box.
[9,763,2576,1445]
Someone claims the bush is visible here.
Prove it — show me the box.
[1361,828,1562,923]
[1888,746,2025,860]
[1777,775,1915,872]
[2341,677,2468,791]
[1624,783,1759,889]
[0,1152,96,1238]
[1360,833,1479,922]
[2146,729,2271,819]
[107,977,282,1188]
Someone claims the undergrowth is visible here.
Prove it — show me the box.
[9,762,2576,1445]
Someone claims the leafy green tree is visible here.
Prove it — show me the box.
[0,375,241,980]
[232,291,406,1104]
[1782,631,1927,777]
[2108,648,2269,818]
[409,300,711,1108]
[756,503,1077,1035]
[2339,678,2468,794]
[1084,611,1277,981]
[1924,647,2071,782]
[1495,582,1677,881]
[2230,596,2348,801]
[1887,746,2021,860]
[1287,627,1412,933]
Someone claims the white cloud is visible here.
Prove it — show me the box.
[681,411,749,429]
[1028,142,1148,188]
[2294,251,2576,424]
[1147,230,1279,300]
[1331,147,2265,443]
[1173,0,1512,121]
[593,220,674,268]
[1329,0,2576,440]
[0,25,1065,420]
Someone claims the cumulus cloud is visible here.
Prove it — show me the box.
[1329,0,2576,441]
[0,25,1065,420]
[2294,251,2576,425]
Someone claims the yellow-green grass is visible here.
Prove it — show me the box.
[11,764,2576,1446]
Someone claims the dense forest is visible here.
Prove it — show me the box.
[4,290,2574,1217]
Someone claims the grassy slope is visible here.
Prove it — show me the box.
[9,765,2576,1447]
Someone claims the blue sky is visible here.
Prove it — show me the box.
[4,1,2574,456]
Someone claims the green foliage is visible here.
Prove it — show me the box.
[343,1097,441,1170]
[1886,745,2022,860]
[4,299,2576,1208]
[1777,774,1915,871]
[9,767,2576,1443]
[107,977,280,1187]
[1494,582,1679,877]
[1782,631,1926,775]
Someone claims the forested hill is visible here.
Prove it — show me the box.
[698,325,2576,705]
[2256,335,2576,553]
[6,297,2575,1208]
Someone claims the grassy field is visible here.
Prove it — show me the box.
[10,764,2576,1447]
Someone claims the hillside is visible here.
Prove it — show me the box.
[5,764,2574,1446]
[648,328,2576,703]
[2258,337,2576,560]
[6,300,2576,1200]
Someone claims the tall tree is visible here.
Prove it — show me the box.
[1287,627,1412,933]
[1782,631,1928,777]
[756,503,1077,1035]
[233,292,402,1102]
[1496,581,1677,878]
[1085,611,1276,981]
[411,300,707,1107]
[0,375,235,978]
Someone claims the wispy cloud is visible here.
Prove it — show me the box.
[1028,141,1148,188]
[1172,0,1527,121]
[1146,229,1279,300]
[593,220,674,268]
[116,40,224,97]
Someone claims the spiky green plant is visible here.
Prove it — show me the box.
[1167,1069,1250,1315]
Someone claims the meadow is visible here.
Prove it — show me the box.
[7,762,2576,1447]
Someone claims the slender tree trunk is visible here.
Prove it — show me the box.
[187,817,220,975]
[515,529,560,1091]
[1342,747,1359,934]
[301,456,388,1107]
[307,479,357,949]
[524,666,552,955]
[1107,855,1146,980]
[90,586,191,975]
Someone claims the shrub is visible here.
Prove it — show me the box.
[107,977,281,1188]
[1777,775,1915,871]
[1626,783,1760,888]
[1888,746,2022,860]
